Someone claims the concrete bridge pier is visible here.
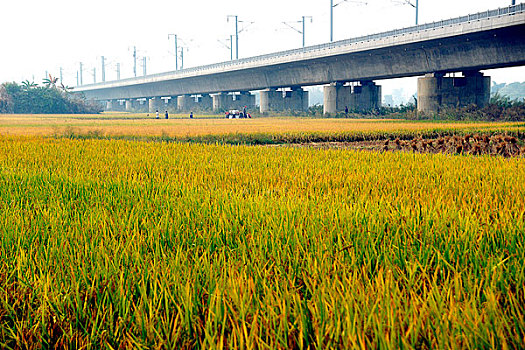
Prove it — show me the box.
[232,92,256,110]
[324,82,381,114]
[125,99,136,111]
[212,93,229,111]
[283,87,309,112]
[136,99,148,112]
[107,99,129,112]
[196,94,213,110]
[323,83,350,115]
[149,97,166,113]
[260,88,283,114]
[417,72,491,113]
[166,97,176,109]
[349,81,382,112]
[112,100,125,111]
[177,95,195,111]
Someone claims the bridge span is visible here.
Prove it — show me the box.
[74,4,525,114]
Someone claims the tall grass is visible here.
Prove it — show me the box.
[0,137,524,348]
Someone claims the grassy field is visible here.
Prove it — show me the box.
[0,116,524,348]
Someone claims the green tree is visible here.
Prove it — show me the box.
[42,74,59,89]
[0,84,13,113]
[1,81,102,114]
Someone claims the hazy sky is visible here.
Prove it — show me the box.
[1,0,523,98]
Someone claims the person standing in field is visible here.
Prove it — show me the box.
[165,110,169,119]
[190,112,193,119]
[155,110,159,119]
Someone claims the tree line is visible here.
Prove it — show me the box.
[0,77,101,114]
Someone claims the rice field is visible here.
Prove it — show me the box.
[0,113,523,138]
[0,116,524,348]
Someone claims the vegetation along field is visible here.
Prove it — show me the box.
[0,114,524,348]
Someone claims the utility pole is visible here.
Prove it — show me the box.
[283,16,312,47]
[180,48,184,70]
[116,63,121,80]
[227,15,254,59]
[79,62,83,85]
[133,46,137,77]
[93,68,96,83]
[227,15,239,59]
[330,0,334,42]
[302,16,307,47]
[76,71,79,86]
[398,0,419,25]
[59,67,63,84]
[168,34,178,70]
[415,0,419,25]
[143,57,147,76]
[331,0,367,42]
[102,57,106,82]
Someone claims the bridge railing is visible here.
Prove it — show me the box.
[80,3,524,87]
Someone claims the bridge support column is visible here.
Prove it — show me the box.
[324,83,350,115]
[167,97,177,110]
[196,94,213,110]
[212,93,229,111]
[125,99,136,111]
[283,87,309,112]
[349,81,382,112]
[260,89,283,114]
[105,100,113,111]
[136,99,148,112]
[177,95,195,111]
[232,92,256,110]
[115,100,126,111]
[149,97,166,113]
[418,72,490,113]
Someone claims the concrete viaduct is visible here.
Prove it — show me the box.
[74,4,525,114]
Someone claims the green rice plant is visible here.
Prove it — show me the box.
[0,137,523,349]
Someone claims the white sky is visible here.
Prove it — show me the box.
[1,0,523,99]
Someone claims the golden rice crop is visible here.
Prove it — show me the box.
[0,136,524,349]
[0,113,523,138]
